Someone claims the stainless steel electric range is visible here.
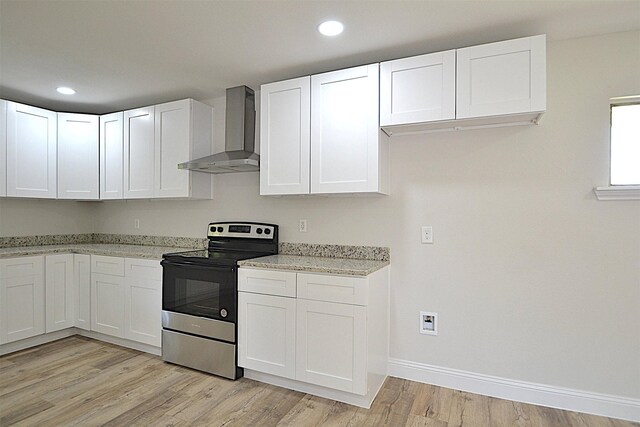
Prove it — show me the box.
[160,222,278,379]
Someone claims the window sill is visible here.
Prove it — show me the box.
[594,185,640,201]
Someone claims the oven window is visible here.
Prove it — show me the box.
[175,278,221,317]
[162,263,237,322]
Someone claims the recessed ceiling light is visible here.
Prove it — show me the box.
[318,20,344,37]
[56,86,76,95]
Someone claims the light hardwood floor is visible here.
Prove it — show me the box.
[0,336,637,427]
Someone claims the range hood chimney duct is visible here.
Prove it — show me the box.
[178,86,258,173]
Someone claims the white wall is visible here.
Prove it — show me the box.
[0,199,95,236]
[0,31,638,401]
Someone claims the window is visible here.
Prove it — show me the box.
[610,100,640,185]
[594,96,640,200]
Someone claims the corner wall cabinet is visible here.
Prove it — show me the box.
[6,102,57,198]
[100,112,124,200]
[260,64,389,196]
[57,113,99,200]
[0,256,45,344]
[0,100,7,197]
[380,34,546,135]
[237,266,389,407]
[124,107,155,198]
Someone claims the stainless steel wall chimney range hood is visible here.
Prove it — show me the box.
[179,86,258,173]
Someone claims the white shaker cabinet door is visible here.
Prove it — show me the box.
[0,256,45,344]
[6,102,57,198]
[154,99,191,198]
[124,106,155,198]
[310,63,382,194]
[100,112,124,200]
[91,272,125,338]
[74,254,91,331]
[296,299,367,394]
[45,254,75,332]
[57,113,99,200]
[456,34,546,119]
[123,258,162,347]
[238,292,297,379]
[0,99,7,197]
[260,76,311,195]
[380,50,456,126]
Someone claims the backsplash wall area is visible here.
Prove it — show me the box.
[1,31,638,408]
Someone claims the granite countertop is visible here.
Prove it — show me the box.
[0,243,191,260]
[238,254,389,276]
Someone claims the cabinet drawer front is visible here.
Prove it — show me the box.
[91,255,125,276]
[0,256,43,278]
[238,268,296,297]
[297,273,367,305]
[125,258,162,280]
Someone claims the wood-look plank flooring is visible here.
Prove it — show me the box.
[0,337,637,427]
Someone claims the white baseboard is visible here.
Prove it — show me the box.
[388,357,640,423]
[0,328,160,357]
[0,329,76,356]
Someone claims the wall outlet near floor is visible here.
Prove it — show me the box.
[420,311,438,335]
[421,226,433,244]
[134,219,140,229]
[299,219,307,233]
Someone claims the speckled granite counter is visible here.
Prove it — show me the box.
[0,244,191,260]
[238,254,389,276]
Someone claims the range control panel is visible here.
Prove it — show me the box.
[207,222,277,240]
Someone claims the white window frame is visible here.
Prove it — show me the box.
[594,95,640,201]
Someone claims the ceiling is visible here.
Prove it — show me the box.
[1,0,639,114]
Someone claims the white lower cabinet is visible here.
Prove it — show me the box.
[90,255,161,346]
[45,254,75,332]
[296,299,367,394]
[91,272,125,337]
[74,254,91,330]
[238,266,389,405]
[0,256,45,344]
[123,258,161,347]
[238,292,296,379]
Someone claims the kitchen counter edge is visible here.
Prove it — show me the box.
[238,254,389,277]
[0,244,190,260]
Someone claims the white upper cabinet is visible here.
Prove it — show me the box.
[261,64,388,196]
[100,112,124,200]
[124,106,155,199]
[0,100,6,197]
[260,77,311,196]
[456,34,546,119]
[311,63,387,194]
[380,50,456,126]
[154,99,213,199]
[57,113,99,200]
[6,102,57,198]
[380,35,546,135]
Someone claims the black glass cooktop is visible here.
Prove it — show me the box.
[162,249,271,267]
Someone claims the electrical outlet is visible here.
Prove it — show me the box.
[299,219,307,233]
[134,219,140,229]
[421,226,433,244]
[420,311,438,335]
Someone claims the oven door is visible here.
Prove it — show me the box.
[161,259,237,323]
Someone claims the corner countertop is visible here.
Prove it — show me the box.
[238,254,389,277]
[0,244,190,260]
